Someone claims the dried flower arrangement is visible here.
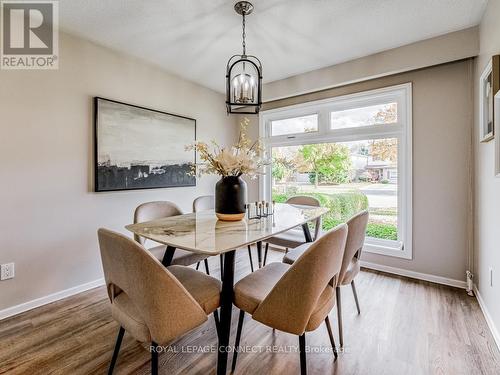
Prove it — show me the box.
[185,118,268,178]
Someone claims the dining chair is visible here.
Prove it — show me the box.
[231,223,348,375]
[192,195,255,274]
[97,229,221,375]
[134,201,211,274]
[283,210,369,347]
[261,196,322,267]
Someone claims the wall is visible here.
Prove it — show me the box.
[474,0,500,344]
[0,32,237,313]
[251,59,474,284]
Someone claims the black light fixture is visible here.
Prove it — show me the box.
[226,1,262,114]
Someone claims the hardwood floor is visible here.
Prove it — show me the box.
[1,249,499,375]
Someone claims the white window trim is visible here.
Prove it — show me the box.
[259,83,413,259]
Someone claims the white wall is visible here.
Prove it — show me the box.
[474,0,500,343]
[0,32,237,312]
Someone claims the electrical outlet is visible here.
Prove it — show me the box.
[0,263,15,280]
[490,267,493,287]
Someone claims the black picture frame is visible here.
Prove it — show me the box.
[93,97,196,192]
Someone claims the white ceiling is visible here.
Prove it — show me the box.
[60,0,487,93]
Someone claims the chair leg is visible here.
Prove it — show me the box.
[196,262,200,270]
[108,326,125,375]
[220,254,224,279]
[299,333,307,375]
[263,243,269,266]
[231,310,246,373]
[213,310,220,338]
[247,245,254,272]
[351,280,361,314]
[324,316,338,361]
[336,287,343,347]
[151,341,159,375]
[204,258,210,275]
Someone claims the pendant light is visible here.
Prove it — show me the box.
[226,1,262,114]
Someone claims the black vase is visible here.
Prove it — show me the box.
[215,175,247,221]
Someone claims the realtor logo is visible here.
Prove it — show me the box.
[1,0,58,69]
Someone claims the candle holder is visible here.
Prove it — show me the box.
[246,200,275,220]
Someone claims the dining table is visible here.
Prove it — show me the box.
[125,202,329,375]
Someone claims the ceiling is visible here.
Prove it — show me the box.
[60,0,487,93]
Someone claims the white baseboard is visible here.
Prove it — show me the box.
[0,278,105,321]
[360,261,467,289]
[474,284,500,350]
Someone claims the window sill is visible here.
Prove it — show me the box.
[363,239,412,259]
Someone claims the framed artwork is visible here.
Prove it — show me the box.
[479,55,500,142]
[94,97,196,192]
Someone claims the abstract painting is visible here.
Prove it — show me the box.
[94,97,196,191]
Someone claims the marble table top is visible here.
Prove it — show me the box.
[125,203,329,255]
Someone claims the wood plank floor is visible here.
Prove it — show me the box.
[1,249,499,375]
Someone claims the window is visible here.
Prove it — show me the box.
[271,114,318,136]
[330,102,397,129]
[260,84,412,259]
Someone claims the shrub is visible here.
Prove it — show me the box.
[271,190,368,230]
[366,223,397,240]
[271,190,397,241]
[380,179,389,184]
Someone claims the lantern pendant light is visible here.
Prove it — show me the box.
[226,1,263,114]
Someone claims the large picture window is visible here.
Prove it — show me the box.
[260,84,412,258]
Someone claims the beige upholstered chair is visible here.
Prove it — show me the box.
[192,195,214,212]
[261,196,322,266]
[97,229,221,375]
[134,201,211,273]
[193,195,256,274]
[283,210,369,347]
[231,224,348,374]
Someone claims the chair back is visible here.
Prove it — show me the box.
[133,201,183,244]
[286,195,322,240]
[338,210,369,283]
[252,223,348,335]
[97,229,207,344]
[193,195,214,212]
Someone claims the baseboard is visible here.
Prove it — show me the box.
[360,261,467,289]
[474,284,500,350]
[0,278,105,321]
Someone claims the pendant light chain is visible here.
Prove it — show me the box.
[242,13,246,56]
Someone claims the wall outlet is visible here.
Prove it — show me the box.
[0,263,15,280]
[490,267,493,287]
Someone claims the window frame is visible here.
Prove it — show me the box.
[259,83,413,259]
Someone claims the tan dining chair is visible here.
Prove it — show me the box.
[261,196,322,266]
[193,195,256,274]
[231,224,348,374]
[134,201,211,274]
[97,229,221,375]
[283,210,369,347]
